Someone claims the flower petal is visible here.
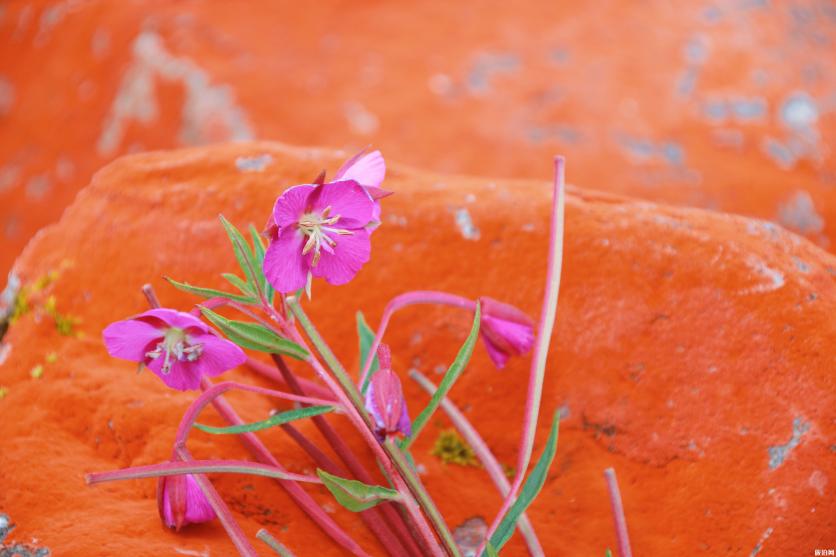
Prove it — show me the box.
[272,184,315,229]
[311,228,371,285]
[482,314,535,355]
[103,318,162,362]
[189,333,247,378]
[480,332,511,369]
[139,308,210,333]
[312,181,375,225]
[183,474,217,525]
[146,357,203,391]
[263,227,309,293]
[334,150,386,188]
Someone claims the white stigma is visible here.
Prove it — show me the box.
[298,206,353,266]
[144,327,203,374]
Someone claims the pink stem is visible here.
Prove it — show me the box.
[481,156,566,553]
[176,447,259,557]
[410,370,544,557]
[244,357,333,399]
[275,313,446,557]
[174,380,337,445]
[604,468,633,557]
[358,291,477,388]
[199,377,370,557]
[273,355,425,557]
[86,459,320,484]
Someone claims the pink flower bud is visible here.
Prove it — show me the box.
[157,472,216,531]
[364,344,411,440]
[478,297,535,369]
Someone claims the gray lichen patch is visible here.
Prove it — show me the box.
[454,208,480,241]
[0,514,50,557]
[235,154,274,173]
[768,417,810,470]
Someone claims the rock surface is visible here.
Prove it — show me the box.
[1,0,834,277]
[1,142,834,555]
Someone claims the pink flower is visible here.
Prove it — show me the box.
[334,150,390,227]
[103,308,246,391]
[364,344,411,440]
[157,472,216,531]
[478,297,535,369]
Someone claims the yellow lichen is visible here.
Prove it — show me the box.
[30,364,44,379]
[431,429,478,466]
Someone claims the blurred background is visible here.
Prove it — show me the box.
[0,0,834,278]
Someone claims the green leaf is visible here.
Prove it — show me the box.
[222,273,256,297]
[249,224,274,304]
[357,311,380,395]
[200,306,308,359]
[219,215,260,296]
[316,469,401,512]
[605,550,612,557]
[403,302,480,447]
[194,405,334,434]
[165,276,257,304]
[486,410,561,554]
[485,542,500,557]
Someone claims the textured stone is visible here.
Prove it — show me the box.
[0,142,833,556]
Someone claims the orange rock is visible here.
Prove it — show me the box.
[0,142,833,556]
[1,1,834,278]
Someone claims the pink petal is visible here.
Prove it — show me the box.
[182,474,217,525]
[140,308,210,333]
[103,318,163,362]
[311,228,370,285]
[482,314,535,355]
[480,332,511,369]
[263,227,310,293]
[272,184,315,229]
[311,181,375,225]
[189,333,247,377]
[334,150,386,188]
[146,357,203,391]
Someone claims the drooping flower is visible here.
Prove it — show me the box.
[157,472,216,531]
[364,344,411,440]
[103,308,246,391]
[478,297,535,369]
[263,180,378,294]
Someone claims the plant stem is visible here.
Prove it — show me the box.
[481,156,566,552]
[276,302,451,557]
[410,370,544,557]
[273,355,424,557]
[244,356,333,400]
[86,459,320,484]
[257,529,296,557]
[604,468,633,557]
[358,291,477,389]
[198,377,369,557]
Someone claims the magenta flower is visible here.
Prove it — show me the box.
[157,472,216,531]
[478,297,535,369]
[364,344,411,440]
[103,308,246,391]
[334,149,390,226]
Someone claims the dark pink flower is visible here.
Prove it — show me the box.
[263,180,377,293]
[102,308,246,391]
[364,344,411,440]
[478,297,535,369]
[157,472,216,531]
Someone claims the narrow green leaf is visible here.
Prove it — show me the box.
[485,542,500,557]
[200,306,308,359]
[249,224,274,304]
[195,405,334,434]
[605,550,613,557]
[165,276,257,304]
[404,302,481,447]
[222,273,256,297]
[357,311,380,395]
[487,410,561,554]
[219,215,260,296]
[316,469,401,512]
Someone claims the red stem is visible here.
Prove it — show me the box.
[604,468,633,557]
[273,355,425,557]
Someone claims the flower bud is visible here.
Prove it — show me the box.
[478,297,535,369]
[365,344,411,440]
[157,472,216,531]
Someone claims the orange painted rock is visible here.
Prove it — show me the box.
[0,142,833,556]
[1,1,834,279]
